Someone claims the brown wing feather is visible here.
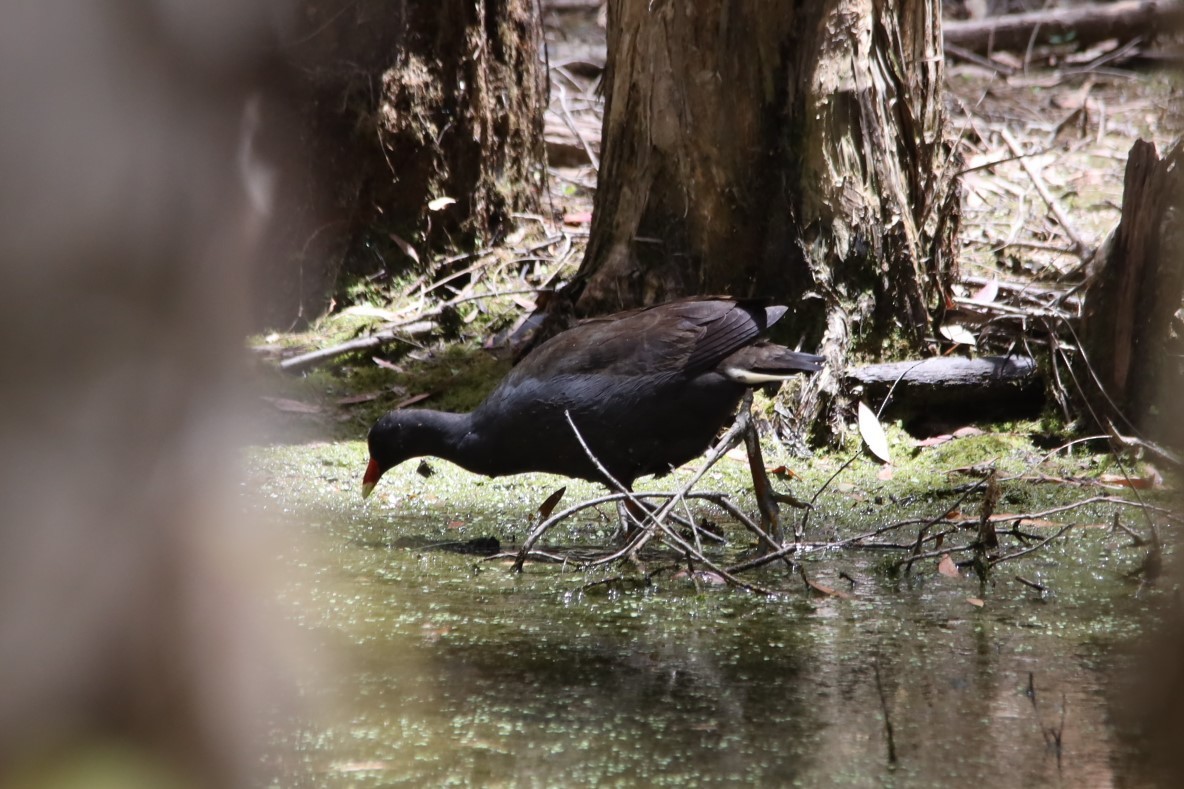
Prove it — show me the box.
[502,298,785,382]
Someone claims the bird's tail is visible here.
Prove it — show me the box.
[720,342,824,384]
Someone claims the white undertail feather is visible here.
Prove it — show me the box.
[721,367,801,384]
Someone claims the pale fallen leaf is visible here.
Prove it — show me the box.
[802,575,853,599]
[372,357,402,371]
[971,279,999,304]
[388,232,420,263]
[937,553,959,578]
[858,400,892,464]
[939,323,978,347]
[260,396,323,414]
[967,597,985,608]
[392,393,432,409]
[1097,473,1159,490]
[427,196,456,211]
[918,426,984,448]
[335,392,383,406]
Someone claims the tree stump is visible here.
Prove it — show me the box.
[559,0,961,440]
[254,0,547,328]
[1079,138,1184,445]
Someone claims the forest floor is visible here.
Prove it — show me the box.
[251,5,1182,444]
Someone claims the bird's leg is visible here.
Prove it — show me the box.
[742,407,784,548]
[614,495,649,542]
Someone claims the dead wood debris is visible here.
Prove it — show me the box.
[944,0,1184,57]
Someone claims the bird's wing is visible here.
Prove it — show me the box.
[502,298,785,382]
[673,299,786,372]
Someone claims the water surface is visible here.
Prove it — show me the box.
[255,442,1166,787]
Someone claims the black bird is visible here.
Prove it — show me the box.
[362,297,822,497]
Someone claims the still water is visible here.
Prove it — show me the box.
[254,443,1167,787]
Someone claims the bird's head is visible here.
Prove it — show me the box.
[361,410,458,498]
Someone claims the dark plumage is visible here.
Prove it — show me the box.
[362,297,822,497]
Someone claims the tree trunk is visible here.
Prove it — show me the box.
[1079,138,1184,446]
[254,0,547,328]
[563,0,959,436]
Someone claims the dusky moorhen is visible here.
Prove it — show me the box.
[362,297,822,497]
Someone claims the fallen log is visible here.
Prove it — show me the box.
[278,320,436,372]
[845,356,1044,425]
[943,0,1184,56]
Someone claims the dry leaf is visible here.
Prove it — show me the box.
[1097,473,1158,490]
[804,577,852,599]
[335,392,383,406]
[857,400,892,464]
[800,566,853,599]
[388,232,420,263]
[967,597,985,608]
[392,393,432,409]
[768,465,798,480]
[723,447,748,462]
[918,426,983,448]
[937,553,959,578]
[537,487,566,519]
[427,196,456,211]
[260,396,323,414]
[971,279,999,304]
[939,323,978,347]
[372,357,402,371]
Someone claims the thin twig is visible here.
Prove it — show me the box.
[545,412,776,594]
[990,523,1076,566]
[999,127,1090,259]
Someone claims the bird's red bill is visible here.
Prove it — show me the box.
[361,457,381,499]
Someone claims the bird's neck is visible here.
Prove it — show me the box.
[411,410,490,474]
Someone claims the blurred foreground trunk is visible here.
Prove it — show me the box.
[0,4,306,786]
